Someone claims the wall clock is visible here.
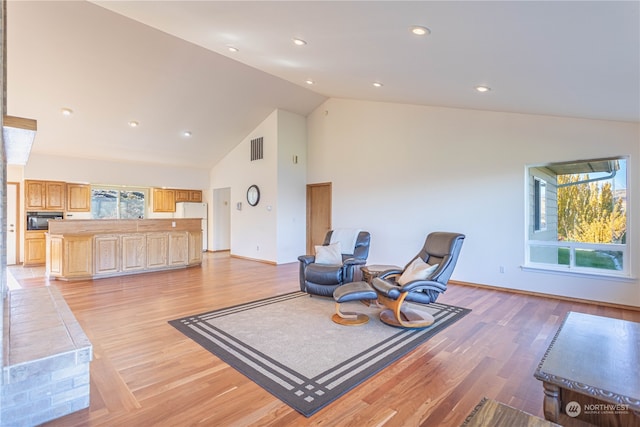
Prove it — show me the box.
[247,185,260,206]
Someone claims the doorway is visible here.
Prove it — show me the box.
[306,182,332,254]
[212,187,231,251]
[7,182,19,265]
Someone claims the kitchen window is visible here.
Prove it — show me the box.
[91,186,147,219]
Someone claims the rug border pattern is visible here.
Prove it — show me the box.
[169,291,470,417]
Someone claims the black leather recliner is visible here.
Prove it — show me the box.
[298,230,371,297]
[372,232,465,328]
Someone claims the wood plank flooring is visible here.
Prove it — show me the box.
[11,252,640,426]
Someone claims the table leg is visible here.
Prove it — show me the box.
[542,382,561,422]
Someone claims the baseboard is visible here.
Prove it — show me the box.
[230,254,277,265]
[449,280,640,312]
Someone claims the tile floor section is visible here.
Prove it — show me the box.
[2,273,92,426]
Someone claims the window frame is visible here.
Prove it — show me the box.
[524,156,630,278]
[533,177,547,232]
[91,185,148,220]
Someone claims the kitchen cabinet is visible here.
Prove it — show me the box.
[46,234,92,278]
[46,219,201,280]
[188,230,203,265]
[94,235,120,275]
[146,232,169,268]
[175,189,203,203]
[66,183,91,212]
[24,230,46,266]
[25,180,66,211]
[121,234,146,272]
[47,234,63,275]
[65,236,93,278]
[152,188,176,212]
[175,189,189,202]
[25,181,45,210]
[168,231,189,266]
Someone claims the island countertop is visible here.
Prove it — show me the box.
[48,218,201,234]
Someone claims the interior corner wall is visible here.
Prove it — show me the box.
[276,110,306,264]
[210,109,307,264]
[306,98,640,307]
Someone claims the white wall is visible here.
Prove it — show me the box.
[276,110,307,263]
[210,110,277,262]
[307,98,640,307]
[210,109,307,264]
[23,153,209,189]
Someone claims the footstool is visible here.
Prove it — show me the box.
[332,281,378,326]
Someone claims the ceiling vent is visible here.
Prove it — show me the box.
[251,137,263,161]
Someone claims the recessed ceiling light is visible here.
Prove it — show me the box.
[227,46,239,53]
[183,130,192,137]
[373,82,384,88]
[128,121,139,128]
[305,79,315,85]
[293,38,307,46]
[475,85,491,93]
[60,108,73,116]
[410,26,431,36]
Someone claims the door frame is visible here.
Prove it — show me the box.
[7,182,20,265]
[306,182,332,254]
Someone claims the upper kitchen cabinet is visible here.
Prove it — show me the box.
[25,180,66,211]
[152,188,176,213]
[175,189,203,203]
[66,183,91,212]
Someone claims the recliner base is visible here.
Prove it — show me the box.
[377,294,435,329]
[332,309,369,326]
[378,307,434,328]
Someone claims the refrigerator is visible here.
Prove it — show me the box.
[174,202,208,251]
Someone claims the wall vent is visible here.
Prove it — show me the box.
[251,137,263,161]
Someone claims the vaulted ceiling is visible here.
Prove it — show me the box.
[7,1,639,169]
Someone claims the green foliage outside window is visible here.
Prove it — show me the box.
[557,175,626,244]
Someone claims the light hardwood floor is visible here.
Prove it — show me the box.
[11,252,639,426]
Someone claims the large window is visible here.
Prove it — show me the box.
[91,187,147,219]
[526,157,629,277]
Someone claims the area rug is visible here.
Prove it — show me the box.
[169,291,470,417]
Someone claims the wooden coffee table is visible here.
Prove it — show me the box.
[534,311,640,426]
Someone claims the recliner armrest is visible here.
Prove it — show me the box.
[372,277,447,299]
[298,255,315,266]
[372,277,401,298]
[398,279,447,294]
[377,269,403,279]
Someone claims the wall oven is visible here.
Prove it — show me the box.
[26,212,63,231]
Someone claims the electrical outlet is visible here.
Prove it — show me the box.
[499,266,505,274]
[256,245,260,251]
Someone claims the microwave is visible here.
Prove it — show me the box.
[26,212,63,230]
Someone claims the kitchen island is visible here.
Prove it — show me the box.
[47,218,203,280]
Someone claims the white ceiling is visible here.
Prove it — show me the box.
[7,1,639,169]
